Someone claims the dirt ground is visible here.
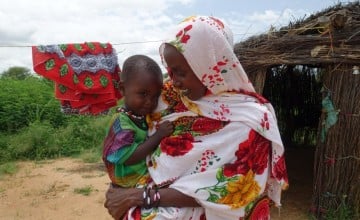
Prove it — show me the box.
[0,147,314,220]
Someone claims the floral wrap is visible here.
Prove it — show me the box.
[124,16,288,220]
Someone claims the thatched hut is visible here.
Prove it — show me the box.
[234,2,360,219]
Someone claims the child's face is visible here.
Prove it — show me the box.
[163,44,207,101]
[121,72,162,116]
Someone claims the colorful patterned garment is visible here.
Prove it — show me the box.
[32,42,122,115]
[103,109,149,187]
[124,16,288,220]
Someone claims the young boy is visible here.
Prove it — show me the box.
[102,55,173,187]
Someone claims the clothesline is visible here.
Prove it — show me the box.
[0,40,163,48]
[0,32,259,48]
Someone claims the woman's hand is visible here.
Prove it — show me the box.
[104,185,142,220]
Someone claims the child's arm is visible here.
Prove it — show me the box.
[124,120,173,165]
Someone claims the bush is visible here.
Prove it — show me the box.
[55,115,112,157]
[0,71,116,164]
[0,77,68,133]
[7,121,58,160]
[2,114,112,162]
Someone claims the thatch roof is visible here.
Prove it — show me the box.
[234,1,360,73]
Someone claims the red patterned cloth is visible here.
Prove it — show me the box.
[32,42,122,115]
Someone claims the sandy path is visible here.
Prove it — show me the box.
[0,159,112,220]
[0,154,312,220]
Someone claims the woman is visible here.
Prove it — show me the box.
[105,15,288,220]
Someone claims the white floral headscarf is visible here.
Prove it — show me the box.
[160,15,255,95]
[159,15,288,206]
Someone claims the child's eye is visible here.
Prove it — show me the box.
[139,92,148,97]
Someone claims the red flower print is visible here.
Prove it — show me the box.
[272,155,288,183]
[264,112,268,121]
[176,30,183,38]
[209,16,224,28]
[260,112,270,130]
[217,61,226,66]
[180,34,190,43]
[248,197,270,220]
[160,133,194,156]
[174,102,188,112]
[223,130,270,177]
[192,117,223,133]
[184,24,193,31]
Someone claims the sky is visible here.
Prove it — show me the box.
[0,0,354,73]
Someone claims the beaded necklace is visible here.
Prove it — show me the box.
[117,107,145,120]
[117,107,147,129]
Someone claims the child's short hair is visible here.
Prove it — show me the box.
[121,55,162,83]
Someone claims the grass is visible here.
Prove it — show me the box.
[73,185,94,196]
[78,149,102,163]
[0,162,18,177]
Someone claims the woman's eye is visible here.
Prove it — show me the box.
[174,71,186,78]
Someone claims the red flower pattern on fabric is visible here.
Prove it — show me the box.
[260,112,270,130]
[176,30,183,38]
[272,155,288,183]
[248,197,270,220]
[191,117,224,133]
[162,81,188,113]
[180,34,190,43]
[160,133,194,156]
[223,129,270,177]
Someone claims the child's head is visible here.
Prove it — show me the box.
[119,55,163,116]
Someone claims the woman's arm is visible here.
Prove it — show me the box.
[104,185,200,219]
[157,188,200,207]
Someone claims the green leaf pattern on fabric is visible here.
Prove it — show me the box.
[59,44,67,51]
[58,84,67,94]
[74,44,82,51]
[73,74,79,84]
[100,75,109,87]
[86,42,95,50]
[45,59,55,70]
[59,64,68,77]
[196,168,234,202]
[84,76,94,88]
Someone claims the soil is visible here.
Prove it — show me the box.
[0,147,314,220]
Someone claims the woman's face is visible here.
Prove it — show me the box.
[163,44,207,101]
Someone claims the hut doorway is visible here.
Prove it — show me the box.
[263,65,323,148]
[263,64,323,217]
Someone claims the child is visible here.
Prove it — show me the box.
[102,55,173,187]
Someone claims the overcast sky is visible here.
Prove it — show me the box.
[0,0,352,73]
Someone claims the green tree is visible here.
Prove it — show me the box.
[1,66,32,80]
[0,76,68,133]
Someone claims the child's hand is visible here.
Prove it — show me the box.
[156,120,174,137]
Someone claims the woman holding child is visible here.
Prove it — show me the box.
[104,15,288,220]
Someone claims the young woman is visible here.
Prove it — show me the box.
[104,16,288,220]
